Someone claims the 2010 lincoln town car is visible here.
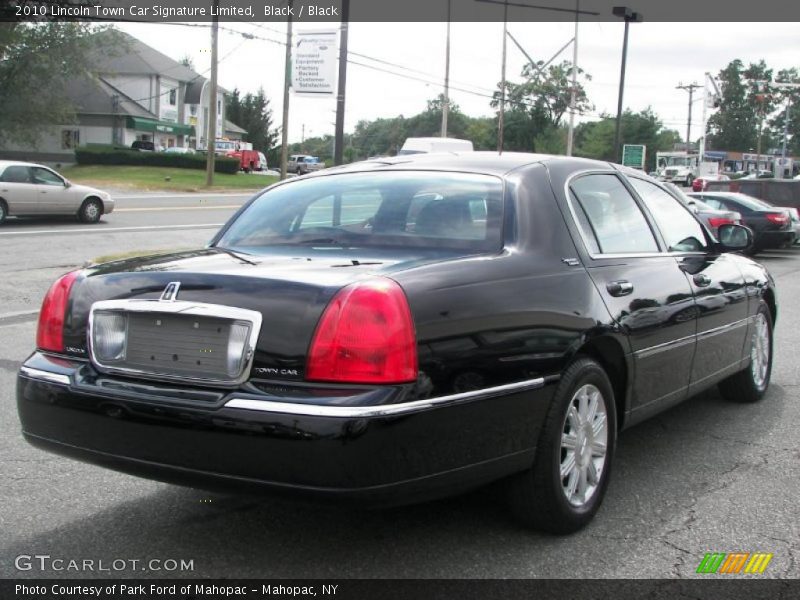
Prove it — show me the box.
[17,153,776,533]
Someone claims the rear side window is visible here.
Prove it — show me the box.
[218,171,504,252]
[629,178,708,252]
[569,174,659,255]
[0,165,32,183]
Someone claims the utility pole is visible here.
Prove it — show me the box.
[698,72,722,165]
[205,0,219,187]
[772,81,800,177]
[441,0,451,137]
[566,0,580,156]
[676,82,701,153]
[498,1,508,153]
[333,0,350,165]
[280,0,293,180]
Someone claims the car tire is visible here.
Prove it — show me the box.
[78,198,103,224]
[507,357,617,533]
[0,199,7,225]
[718,303,773,403]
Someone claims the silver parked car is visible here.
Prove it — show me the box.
[0,161,114,224]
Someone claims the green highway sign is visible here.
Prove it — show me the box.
[622,144,646,169]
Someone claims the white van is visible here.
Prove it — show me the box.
[398,137,474,155]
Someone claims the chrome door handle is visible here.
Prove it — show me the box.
[693,274,711,287]
[607,280,633,297]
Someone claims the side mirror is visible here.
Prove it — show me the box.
[717,224,753,252]
[687,200,698,214]
[64,180,71,188]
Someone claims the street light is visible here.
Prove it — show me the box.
[611,6,643,163]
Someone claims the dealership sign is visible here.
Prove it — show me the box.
[292,30,338,97]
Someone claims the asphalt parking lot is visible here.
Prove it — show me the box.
[0,197,798,579]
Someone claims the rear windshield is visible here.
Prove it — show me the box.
[217,171,504,252]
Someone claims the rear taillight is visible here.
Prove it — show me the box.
[36,271,80,353]
[307,277,417,384]
[765,212,789,225]
[708,217,734,229]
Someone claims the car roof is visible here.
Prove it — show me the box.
[0,160,48,170]
[320,151,613,177]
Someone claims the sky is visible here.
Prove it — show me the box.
[118,20,799,145]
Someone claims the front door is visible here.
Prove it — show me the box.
[626,178,749,394]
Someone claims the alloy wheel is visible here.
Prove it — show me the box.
[750,312,770,389]
[560,383,608,507]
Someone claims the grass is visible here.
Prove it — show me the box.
[61,165,277,192]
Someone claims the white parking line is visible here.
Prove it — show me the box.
[0,223,224,236]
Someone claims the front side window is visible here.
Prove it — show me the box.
[217,171,504,252]
[569,174,659,255]
[629,178,707,252]
[31,167,64,186]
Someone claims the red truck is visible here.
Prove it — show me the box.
[226,149,261,173]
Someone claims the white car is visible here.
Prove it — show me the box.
[0,161,114,224]
[163,147,195,154]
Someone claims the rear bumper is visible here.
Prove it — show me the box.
[17,352,552,506]
[755,230,795,249]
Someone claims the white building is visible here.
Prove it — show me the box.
[0,31,244,163]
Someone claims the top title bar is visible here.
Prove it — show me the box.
[2,0,799,22]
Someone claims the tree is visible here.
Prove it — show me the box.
[491,60,592,152]
[179,55,195,70]
[768,68,800,157]
[225,88,279,154]
[0,22,119,148]
[706,59,778,153]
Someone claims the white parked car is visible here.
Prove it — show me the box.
[0,161,114,224]
[163,147,195,154]
[257,152,267,171]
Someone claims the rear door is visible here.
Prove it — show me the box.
[0,165,39,215]
[628,179,749,391]
[568,173,697,417]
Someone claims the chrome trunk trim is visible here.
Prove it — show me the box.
[225,377,546,418]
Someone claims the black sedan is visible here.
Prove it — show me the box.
[688,191,795,252]
[17,153,776,533]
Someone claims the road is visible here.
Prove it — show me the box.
[0,194,798,578]
[0,192,255,316]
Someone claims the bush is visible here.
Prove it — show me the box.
[76,145,240,174]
